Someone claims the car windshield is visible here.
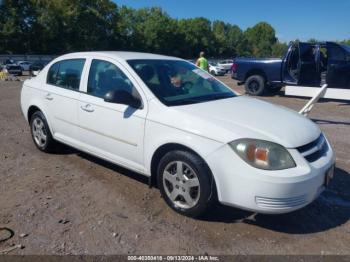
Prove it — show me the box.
[341,44,350,53]
[128,59,236,106]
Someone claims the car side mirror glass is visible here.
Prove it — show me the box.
[104,90,142,109]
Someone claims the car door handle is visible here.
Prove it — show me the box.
[45,93,53,101]
[81,104,94,112]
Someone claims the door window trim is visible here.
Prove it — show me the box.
[83,58,143,103]
[46,58,86,92]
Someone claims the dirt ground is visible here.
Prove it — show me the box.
[1,75,350,255]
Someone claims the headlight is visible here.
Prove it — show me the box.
[229,139,296,170]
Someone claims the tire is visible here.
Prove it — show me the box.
[245,75,266,96]
[30,111,56,153]
[157,150,215,217]
[210,70,216,76]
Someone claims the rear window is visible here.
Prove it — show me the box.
[8,66,21,70]
[47,59,85,90]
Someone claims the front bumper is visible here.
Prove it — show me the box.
[205,139,335,214]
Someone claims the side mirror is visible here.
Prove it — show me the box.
[104,90,142,109]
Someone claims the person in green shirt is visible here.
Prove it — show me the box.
[196,51,209,71]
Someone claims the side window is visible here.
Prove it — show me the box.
[300,46,315,62]
[47,59,85,90]
[87,59,135,98]
[47,62,59,85]
[329,46,346,61]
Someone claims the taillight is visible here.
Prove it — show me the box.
[231,63,238,73]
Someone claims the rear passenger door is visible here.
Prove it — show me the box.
[297,43,320,86]
[77,58,147,173]
[44,59,86,145]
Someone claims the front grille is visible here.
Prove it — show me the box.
[256,195,308,209]
[296,134,328,162]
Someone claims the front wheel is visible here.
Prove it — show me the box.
[245,75,266,96]
[157,150,215,217]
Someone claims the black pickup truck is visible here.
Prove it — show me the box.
[231,42,350,95]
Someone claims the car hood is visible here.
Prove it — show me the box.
[164,96,320,148]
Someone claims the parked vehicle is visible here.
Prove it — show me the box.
[4,59,16,65]
[17,61,32,71]
[209,62,226,76]
[29,61,48,76]
[21,52,335,217]
[218,59,233,73]
[6,64,22,76]
[231,42,350,96]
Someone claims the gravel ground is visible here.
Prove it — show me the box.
[0,75,350,255]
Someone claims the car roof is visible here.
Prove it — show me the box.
[58,51,182,61]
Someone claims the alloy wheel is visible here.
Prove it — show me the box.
[162,161,200,209]
[32,117,47,147]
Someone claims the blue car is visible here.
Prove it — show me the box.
[231,42,350,95]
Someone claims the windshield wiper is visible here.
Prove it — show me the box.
[200,93,235,102]
[168,98,204,106]
[167,93,235,106]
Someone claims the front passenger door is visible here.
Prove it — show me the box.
[78,59,147,172]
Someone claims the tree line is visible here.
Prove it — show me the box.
[0,0,349,58]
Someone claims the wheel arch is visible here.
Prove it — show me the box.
[27,105,42,122]
[149,143,217,195]
[244,68,268,82]
[26,104,54,136]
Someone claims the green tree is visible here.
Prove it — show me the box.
[212,21,245,57]
[339,39,350,45]
[118,7,180,55]
[271,42,288,58]
[212,20,227,57]
[177,17,214,58]
[0,0,288,58]
[308,38,318,44]
[244,22,277,57]
[0,0,39,53]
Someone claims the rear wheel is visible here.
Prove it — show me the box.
[210,70,216,76]
[245,75,266,96]
[30,111,56,152]
[157,150,215,217]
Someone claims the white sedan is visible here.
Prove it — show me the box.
[217,59,234,73]
[21,52,335,217]
[209,62,226,76]
[17,61,32,71]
